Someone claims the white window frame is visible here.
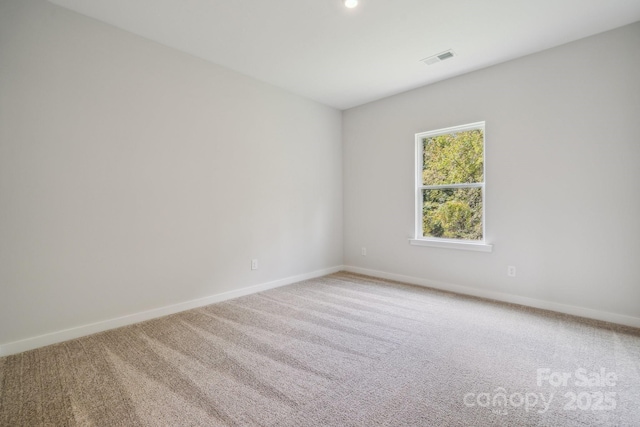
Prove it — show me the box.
[409,121,493,252]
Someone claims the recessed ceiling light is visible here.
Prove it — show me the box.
[344,0,358,8]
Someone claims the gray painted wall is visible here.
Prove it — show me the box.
[343,22,640,320]
[0,0,343,346]
[1,0,638,351]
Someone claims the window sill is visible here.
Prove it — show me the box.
[409,238,493,253]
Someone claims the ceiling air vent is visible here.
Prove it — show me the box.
[421,50,456,66]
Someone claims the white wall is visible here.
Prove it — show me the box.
[0,0,342,348]
[343,23,640,321]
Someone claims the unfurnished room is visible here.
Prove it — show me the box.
[1,0,640,425]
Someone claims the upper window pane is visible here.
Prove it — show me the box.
[422,129,484,186]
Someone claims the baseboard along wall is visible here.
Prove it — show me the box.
[3,264,638,357]
[0,266,343,357]
[343,265,640,329]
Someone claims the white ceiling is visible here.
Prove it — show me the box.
[48,0,640,110]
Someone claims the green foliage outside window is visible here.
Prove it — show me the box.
[422,129,484,240]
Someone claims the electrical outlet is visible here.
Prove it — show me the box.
[361,247,367,256]
[251,259,258,270]
[507,266,516,277]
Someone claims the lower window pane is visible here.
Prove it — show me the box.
[422,187,483,240]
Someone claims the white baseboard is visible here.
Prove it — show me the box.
[0,265,343,357]
[343,265,640,329]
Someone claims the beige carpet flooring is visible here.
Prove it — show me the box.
[1,272,639,426]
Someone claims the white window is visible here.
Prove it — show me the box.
[410,122,492,252]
